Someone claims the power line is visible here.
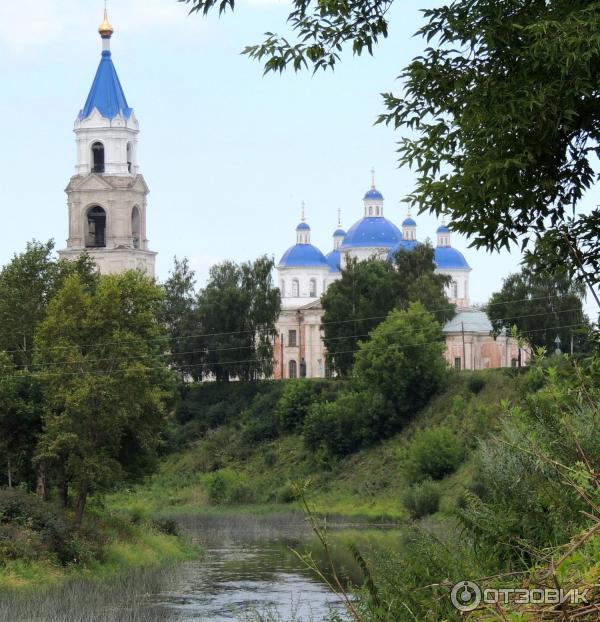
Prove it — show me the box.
[5,305,584,372]
[0,294,585,358]
[0,320,588,384]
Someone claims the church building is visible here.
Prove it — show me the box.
[59,11,157,276]
[273,175,526,378]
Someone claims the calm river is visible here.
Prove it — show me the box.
[4,512,376,622]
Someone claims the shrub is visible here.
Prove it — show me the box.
[403,480,441,519]
[152,517,179,536]
[303,391,394,456]
[205,469,256,505]
[276,482,297,504]
[276,380,339,432]
[0,489,75,564]
[405,427,464,482]
[467,374,486,394]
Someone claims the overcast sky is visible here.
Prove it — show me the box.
[0,0,598,315]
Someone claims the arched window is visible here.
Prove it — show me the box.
[91,142,105,174]
[126,142,133,174]
[289,360,297,379]
[131,206,141,249]
[452,280,458,299]
[292,279,299,297]
[309,278,317,297]
[280,280,285,296]
[86,206,106,248]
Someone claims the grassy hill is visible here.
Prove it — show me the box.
[109,369,519,522]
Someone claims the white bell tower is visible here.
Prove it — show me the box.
[59,10,157,277]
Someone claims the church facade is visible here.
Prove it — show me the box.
[59,11,157,276]
[273,178,526,378]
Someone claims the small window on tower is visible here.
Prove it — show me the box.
[91,142,105,174]
[126,142,133,174]
[292,279,299,297]
[288,330,297,347]
[309,279,317,297]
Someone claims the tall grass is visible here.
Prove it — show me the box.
[0,567,184,622]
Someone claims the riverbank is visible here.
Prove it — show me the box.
[0,504,197,592]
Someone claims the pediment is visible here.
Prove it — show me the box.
[70,175,114,192]
[131,175,149,193]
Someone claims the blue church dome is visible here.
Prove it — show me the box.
[435,246,470,270]
[80,51,133,121]
[333,228,346,237]
[279,244,329,268]
[364,188,384,201]
[340,217,402,249]
[436,224,450,234]
[388,239,421,260]
[326,249,342,273]
[402,217,417,227]
[296,222,311,231]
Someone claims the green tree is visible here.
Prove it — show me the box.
[161,257,203,386]
[34,271,175,524]
[0,240,96,369]
[353,302,447,420]
[322,246,453,376]
[197,256,281,382]
[487,264,589,353]
[0,354,42,489]
[183,0,600,296]
[304,303,447,455]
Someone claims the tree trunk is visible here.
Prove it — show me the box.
[7,457,12,489]
[35,462,46,499]
[59,479,69,509]
[75,484,89,526]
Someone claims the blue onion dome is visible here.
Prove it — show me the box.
[402,217,417,227]
[326,249,342,273]
[364,188,384,201]
[387,239,421,261]
[296,222,311,231]
[279,244,329,268]
[434,246,470,270]
[436,224,450,234]
[340,217,401,249]
[333,228,346,237]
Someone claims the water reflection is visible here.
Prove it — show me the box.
[162,513,348,620]
[3,512,352,622]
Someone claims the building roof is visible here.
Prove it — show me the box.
[326,249,342,273]
[79,51,133,121]
[402,217,417,227]
[434,246,470,270]
[443,309,492,334]
[388,239,421,259]
[279,244,329,268]
[364,188,384,201]
[437,224,450,234]
[340,217,402,249]
[296,222,311,231]
[333,228,347,237]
